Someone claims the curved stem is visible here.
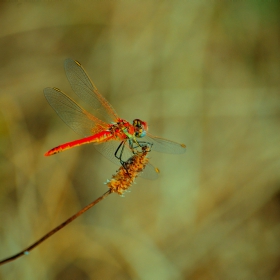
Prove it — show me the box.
[0,189,112,266]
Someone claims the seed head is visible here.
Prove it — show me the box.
[106,146,151,195]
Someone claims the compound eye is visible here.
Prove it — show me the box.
[133,119,141,128]
[133,119,147,138]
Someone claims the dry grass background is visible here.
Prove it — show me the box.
[0,0,280,279]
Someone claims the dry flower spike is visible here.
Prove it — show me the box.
[106,145,153,195]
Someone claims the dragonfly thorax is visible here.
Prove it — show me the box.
[133,119,148,138]
[111,119,135,140]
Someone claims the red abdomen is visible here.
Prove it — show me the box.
[45,130,114,156]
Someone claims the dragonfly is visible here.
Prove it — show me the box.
[44,58,186,179]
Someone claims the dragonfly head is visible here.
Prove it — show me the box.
[133,119,148,138]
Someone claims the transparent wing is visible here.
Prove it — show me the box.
[44,87,108,137]
[94,140,132,165]
[64,58,119,123]
[142,133,186,154]
[140,162,159,180]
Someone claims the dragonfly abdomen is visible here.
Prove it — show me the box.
[44,131,114,156]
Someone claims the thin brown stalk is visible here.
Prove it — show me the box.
[0,145,151,266]
[0,189,112,266]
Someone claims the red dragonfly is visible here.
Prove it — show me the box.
[44,59,186,179]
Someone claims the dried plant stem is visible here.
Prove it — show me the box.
[0,189,112,266]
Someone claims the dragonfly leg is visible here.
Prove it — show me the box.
[114,141,126,165]
[114,140,133,168]
[129,140,153,153]
[114,140,153,177]
[129,138,152,154]
[114,142,133,177]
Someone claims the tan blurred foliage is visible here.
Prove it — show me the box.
[0,0,280,279]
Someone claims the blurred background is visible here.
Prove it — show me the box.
[0,0,280,279]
